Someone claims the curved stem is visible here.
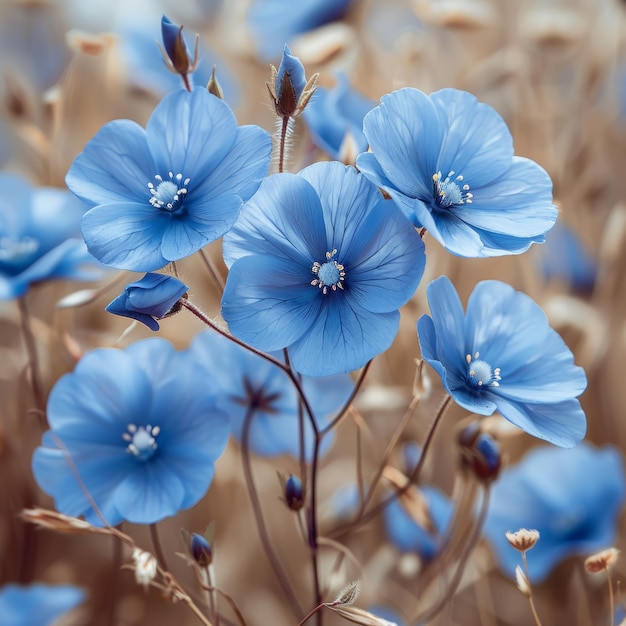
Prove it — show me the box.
[320,361,371,436]
[241,408,304,619]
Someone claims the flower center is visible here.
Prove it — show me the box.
[0,235,40,271]
[432,171,473,209]
[311,249,345,295]
[465,352,501,389]
[123,424,160,461]
[148,172,190,212]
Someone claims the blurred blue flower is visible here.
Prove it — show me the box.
[221,161,426,377]
[483,443,626,582]
[32,338,230,526]
[248,0,352,60]
[188,330,353,457]
[537,221,597,293]
[0,174,100,300]
[357,88,558,258]
[303,73,375,160]
[383,486,454,561]
[417,276,587,447]
[0,583,85,626]
[66,88,271,272]
[369,606,406,626]
[105,272,188,331]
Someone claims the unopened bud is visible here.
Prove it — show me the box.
[190,532,213,568]
[285,474,304,511]
[458,421,501,482]
[207,66,224,99]
[505,529,540,553]
[160,14,198,85]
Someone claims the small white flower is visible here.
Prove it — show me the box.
[133,548,157,590]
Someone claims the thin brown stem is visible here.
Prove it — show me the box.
[107,532,122,626]
[522,551,544,626]
[18,295,46,418]
[241,408,304,619]
[607,566,615,626]
[278,115,289,173]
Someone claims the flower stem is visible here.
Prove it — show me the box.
[150,523,170,572]
[606,565,615,626]
[241,408,304,619]
[18,295,46,419]
[107,532,122,626]
[198,248,225,291]
[522,552,544,626]
[278,115,290,173]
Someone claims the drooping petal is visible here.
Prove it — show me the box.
[492,396,586,447]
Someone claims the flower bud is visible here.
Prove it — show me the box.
[206,66,224,100]
[190,532,213,568]
[132,548,157,590]
[458,421,501,482]
[285,474,304,511]
[266,44,318,118]
[160,15,198,82]
[106,273,188,331]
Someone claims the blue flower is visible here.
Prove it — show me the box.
[0,173,100,300]
[303,73,375,160]
[383,486,453,561]
[66,88,271,272]
[369,606,406,626]
[356,88,558,258]
[0,583,85,626]
[537,221,597,293]
[106,273,188,331]
[248,0,352,60]
[221,161,426,377]
[188,330,353,457]
[483,443,626,582]
[32,338,230,526]
[417,276,587,447]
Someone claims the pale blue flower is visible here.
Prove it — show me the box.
[418,276,587,447]
[32,338,230,526]
[66,88,271,272]
[0,173,99,299]
[188,330,353,457]
[0,583,85,626]
[483,443,626,582]
[221,161,426,377]
[357,88,558,257]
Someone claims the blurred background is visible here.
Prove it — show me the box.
[0,0,625,624]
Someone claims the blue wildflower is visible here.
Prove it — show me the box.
[0,173,100,300]
[248,0,352,60]
[106,273,188,331]
[0,583,85,626]
[369,606,406,626]
[356,88,558,258]
[66,88,271,272]
[537,221,597,293]
[383,486,453,561]
[32,338,230,526]
[417,276,587,447]
[188,330,353,457]
[284,474,304,511]
[221,161,426,377]
[303,73,375,161]
[483,443,626,582]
